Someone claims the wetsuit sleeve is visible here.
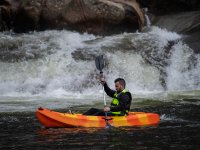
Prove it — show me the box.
[110,93,131,112]
[103,82,115,98]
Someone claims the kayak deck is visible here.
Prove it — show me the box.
[36,108,160,128]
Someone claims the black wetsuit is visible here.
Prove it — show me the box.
[83,83,132,116]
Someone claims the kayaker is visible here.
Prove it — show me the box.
[83,77,132,116]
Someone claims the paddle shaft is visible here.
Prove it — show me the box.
[100,72,106,106]
[95,55,111,127]
[103,86,106,106]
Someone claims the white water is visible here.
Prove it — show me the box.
[0,27,200,112]
[167,42,200,91]
[144,8,151,27]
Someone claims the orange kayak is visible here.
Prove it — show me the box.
[36,107,160,128]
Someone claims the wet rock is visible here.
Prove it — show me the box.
[137,0,200,15]
[14,1,42,32]
[0,0,145,35]
[135,1,200,53]
[154,11,200,53]
[184,30,200,54]
[0,5,11,31]
[154,11,200,34]
[71,49,96,61]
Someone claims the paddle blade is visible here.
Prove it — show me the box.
[95,55,105,73]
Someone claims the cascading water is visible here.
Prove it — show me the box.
[166,42,200,91]
[0,26,200,112]
[144,8,151,27]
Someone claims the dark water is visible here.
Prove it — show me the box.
[0,100,200,150]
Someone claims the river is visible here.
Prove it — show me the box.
[0,26,200,149]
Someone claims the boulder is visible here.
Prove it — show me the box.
[0,0,145,35]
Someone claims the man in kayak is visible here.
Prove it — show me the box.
[83,77,132,116]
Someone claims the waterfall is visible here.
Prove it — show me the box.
[0,27,199,98]
[143,8,151,27]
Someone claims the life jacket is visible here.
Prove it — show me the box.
[110,89,131,116]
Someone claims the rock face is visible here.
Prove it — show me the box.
[154,11,200,54]
[0,0,145,34]
[137,0,200,15]
[137,0,200,54]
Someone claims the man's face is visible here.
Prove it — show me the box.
[115,81,123,92]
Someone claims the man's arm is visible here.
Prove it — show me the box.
[103,82,115,98]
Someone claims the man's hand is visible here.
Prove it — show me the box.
[99,74,106,85]
[104,106,110,112]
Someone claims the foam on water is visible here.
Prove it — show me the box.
[166,42,200,91]
[0,27,200,111]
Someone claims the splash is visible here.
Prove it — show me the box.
[0,27,199,99]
